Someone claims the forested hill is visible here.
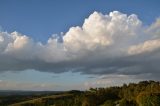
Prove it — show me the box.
[1,80,160,106]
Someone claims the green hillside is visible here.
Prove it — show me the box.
[10,93,74,106]
[1,80,160,106]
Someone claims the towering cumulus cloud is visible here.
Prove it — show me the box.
[0,11,160,80]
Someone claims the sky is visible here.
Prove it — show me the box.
[0,0,160,91]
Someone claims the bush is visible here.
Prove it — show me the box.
[119,99,128,106]
[136,92,160,106]
[101,100,115,106]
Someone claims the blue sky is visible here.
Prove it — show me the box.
[0,0,160,91]
[1,0,160,42]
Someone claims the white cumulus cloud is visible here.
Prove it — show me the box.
[0,11,160,81]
